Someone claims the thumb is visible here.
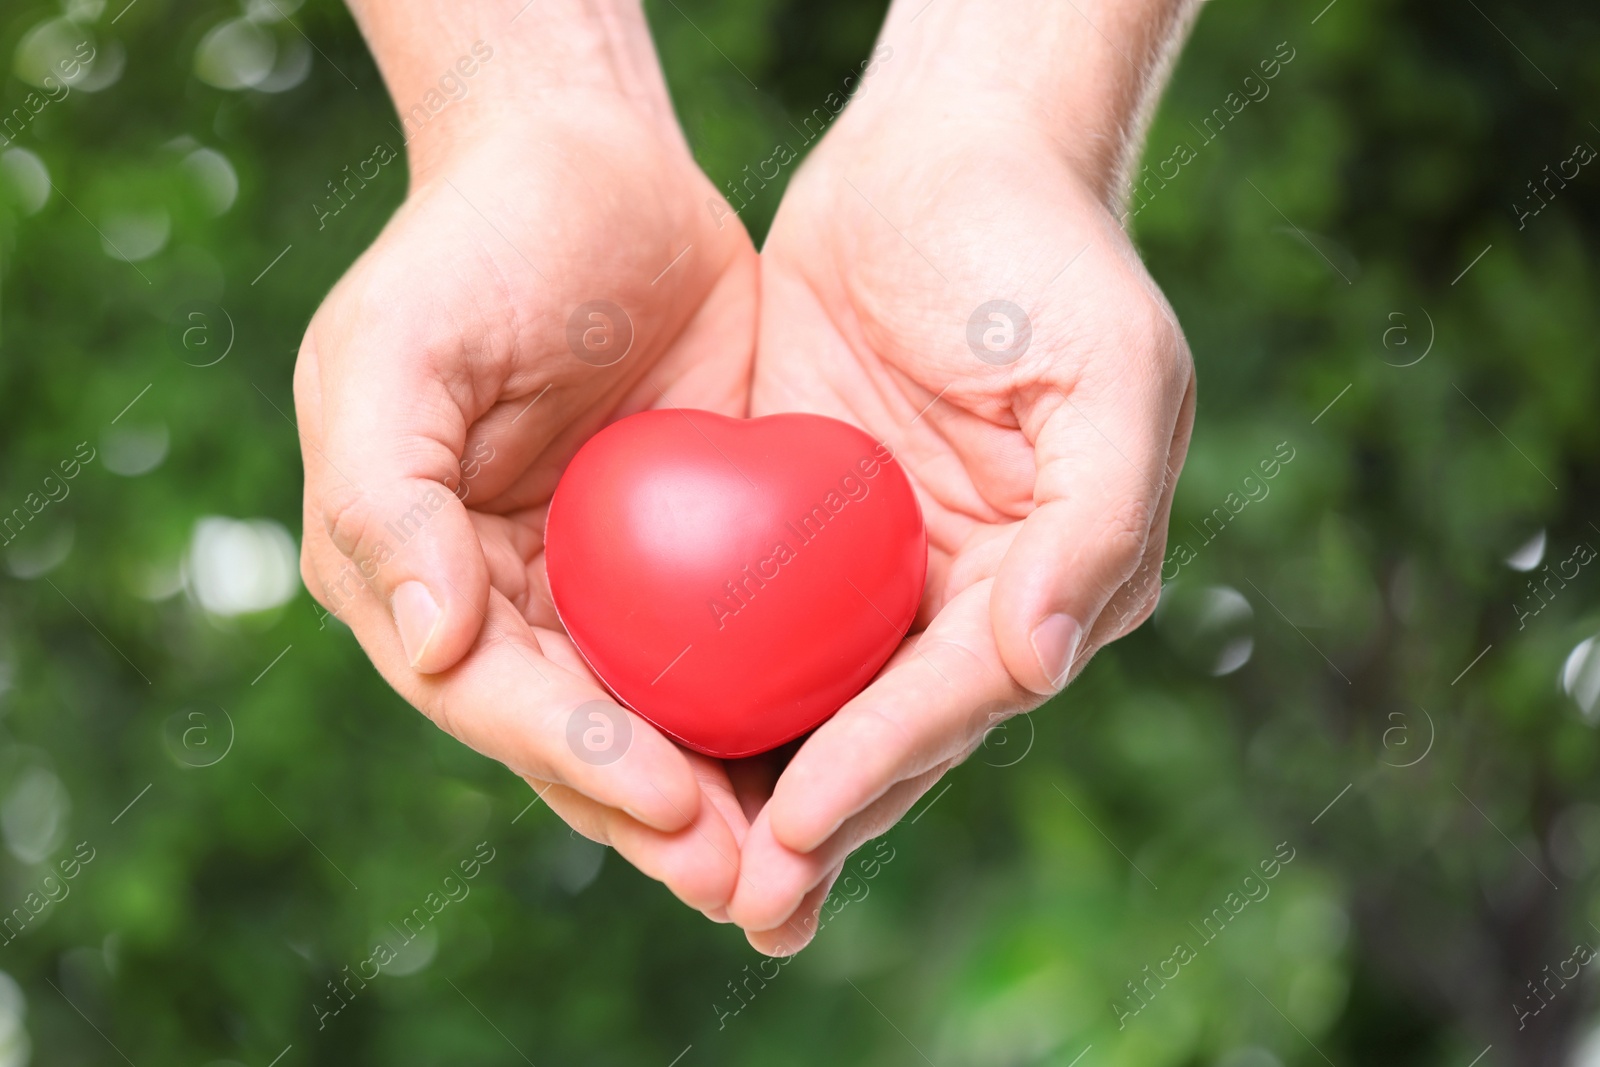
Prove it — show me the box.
[990,370,1190,695]
[298,331,490,675]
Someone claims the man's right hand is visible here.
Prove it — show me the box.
[296,0,759,916]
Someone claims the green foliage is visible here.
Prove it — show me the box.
[0,0,1595,1063]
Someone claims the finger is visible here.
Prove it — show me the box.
[1080,372,1196,661]
[991,309,1191,694]
[690,751,752,850]
[432,611,703,832]
[745,861,845,957]
[765,581,1028,854]
[528,626,750,848]
[305,521,701,831]
[729,770,937,932]
[469,509,543,621]
[296,293,491,676]
[534,779,741,912]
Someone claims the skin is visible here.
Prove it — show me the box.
[728,0,1201,952]
[296,0,760,914]
[297,0,1199,948]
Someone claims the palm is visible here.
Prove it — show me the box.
[308,113,753,578]
[403,127,758,634]
[296,105,761,914]
[729,112,1195,950]
[757,115,1153,655]
[312,107,758,589]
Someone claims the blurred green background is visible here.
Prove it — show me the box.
[0,0,1597,1063]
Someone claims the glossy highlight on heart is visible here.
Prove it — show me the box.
[545,409,927,758]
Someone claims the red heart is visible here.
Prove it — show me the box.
[545,410,927,758]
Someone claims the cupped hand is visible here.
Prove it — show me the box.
[294,93,759,916]
[726,92,1196,952]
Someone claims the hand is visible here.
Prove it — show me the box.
[725,0,1198,952]
[296,2,760,916]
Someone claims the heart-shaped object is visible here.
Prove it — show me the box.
[545,409,926,758]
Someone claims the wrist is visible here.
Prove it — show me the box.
[345,0,682,186]
[853,0,1200,204]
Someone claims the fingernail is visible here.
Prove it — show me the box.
[1030,613,1082,690]
[392,581,442,669]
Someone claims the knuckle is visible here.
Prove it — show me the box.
[421,691,472,754]
[535,783,612,846]
[1099,550,1166,639]
[850,701,919,764]
[1128,296,1167,353]
[918,635,1007,696]
[1136,526,1170,586]
[1123,289,1190,386]
[1097,495,1157,577]
[321,483,378,564]
[298,516,361,617]
[1123,574,1164,632]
